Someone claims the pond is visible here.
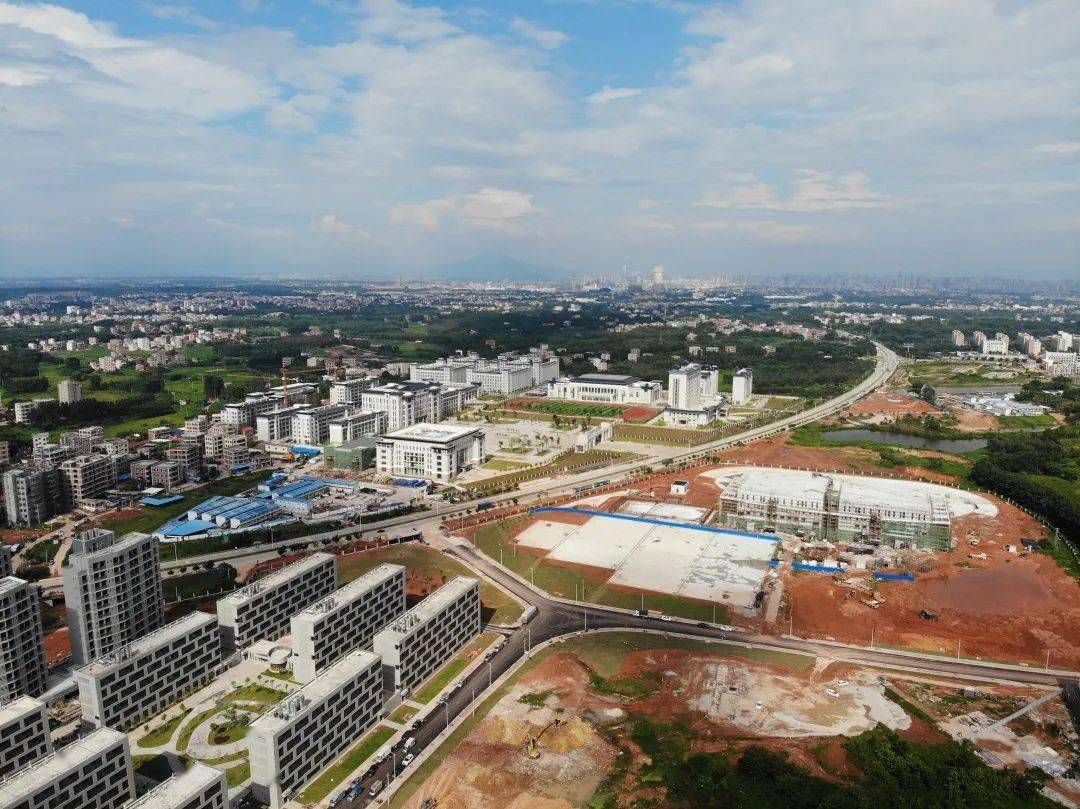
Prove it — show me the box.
[821,429,987,453]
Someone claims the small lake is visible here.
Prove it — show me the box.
[821,429,987,453]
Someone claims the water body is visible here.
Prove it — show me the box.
[822,429,987,453]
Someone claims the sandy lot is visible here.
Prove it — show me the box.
[847,390,941,417]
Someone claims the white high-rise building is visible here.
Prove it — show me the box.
[326,411,387,445]
[328,377,374,406]
[57,379,83,405]
[75,611,220,731]
[248,650,383,809]
[732,368,754,405]
[0,577,48,700]
[62,529,164,665]
[1052,331,1074,352]
[216,553,337,651]
[0,727,134,809]
[290,563,406,683]
[360,381,479,432]
[373,576,481,692]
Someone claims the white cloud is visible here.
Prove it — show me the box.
[1034,141,1080,156]
[389,187,537,231]
[587,86,642,104]
[148,5,219,31]
[313,214,371,239]
[697,171,891,213]
[510,17,568,50]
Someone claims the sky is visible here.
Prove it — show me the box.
[0,0,1077,280]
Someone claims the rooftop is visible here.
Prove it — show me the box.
[249,650,380,735]
[123,762,223,809]
[570,373,641,385]
[0,576,28,597]
[0,728,125,800]
[378,576,478,640]
[383,423,481,442]
[76,611,216,678]
[219,552,335,605]
[0,695,45,729]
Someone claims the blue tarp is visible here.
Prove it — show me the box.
[394,479,428,487]
[531,506,778,542]
[141,495,183,507]
[792,562,844,574]
[872,572,915,583]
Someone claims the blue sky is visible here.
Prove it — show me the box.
[0,0,1077,279]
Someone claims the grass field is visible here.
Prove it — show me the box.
[510,400,626,418]
[413,632,499,704]
[295,725,396,804]
[136,709,190,748]
[471,520,729,624]
[482,459,531,471]
[337,544,523,625]
[388,704,418,724]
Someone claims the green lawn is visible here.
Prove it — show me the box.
[294,725,396,804]
[176,707,219,753]
[136,709,190,748]
[472,520,730,624]
[413,632,498,704]
[482,459,531,471]
[513,401,626,419]
[225,759,251,788]
[388,704,418,724]
[221,684,286,705]
[338,544,523,625]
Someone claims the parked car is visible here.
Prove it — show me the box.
[402,753,415,767]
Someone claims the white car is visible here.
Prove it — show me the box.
[659,615,672,622]
[825,688,840,698]
[755,700,764,710]
[835,679,849,687]
[401,753,415,767]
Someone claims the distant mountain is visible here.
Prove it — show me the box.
[426,253,570,281]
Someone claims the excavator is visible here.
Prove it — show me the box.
[525,718,565,759]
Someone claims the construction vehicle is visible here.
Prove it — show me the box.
[919,610,940,622]
[525,718,565,759]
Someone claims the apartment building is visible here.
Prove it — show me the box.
[1052,331,1074,352]
[13,398,55,424]
[0,577,48,700]
[202,423,239,460]
[183,415,210,437]
[375,423,485,482]
[165,440,203,479]
[62,529,165,665]
[149,460,184,491]
[951,329,965,347]
[58,454,116,507]
[328,377,374,406]
[0,545,10,578]
[75,611,219,731]
[290,563,406,683]
[373,576,481,692]
[220,385,318,428]
[292,404,349,445]
[547,374,662,405]
[217,553,337,651]
[123,762,228,809]
[248,650,383,809]
[1043,351,1079,377]
[60,426,105,456]
[0,696,51,779]
[327,411,387,445]
[0,728,134,809]
[255,405,306,443]
[2,466,60,526]
[57,379,83,405]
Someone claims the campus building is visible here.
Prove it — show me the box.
[292,404,349,445]
[62,529,165,665]
[75,611,220,731]
[375,423,485,482]
[248,650,383,809]
[718,469,952,550]
[217,553,337,651]
[0,727,134,809]
[0,696,51,779]
[547,374,662,405]
[290,563,406,683]
[373,576,481,692]
[731,368,754,405]
[360,381,479,432]
[220,385,319,428]
[328,377,374,406]
[410,357,474,385]
[0,577,48,700]
[326,411,387,445]
[122,762,228,809]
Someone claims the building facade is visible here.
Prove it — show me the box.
[290,563,406,684]
[731,368,754,405]
[62,530,165,665]
[217,553,337,651]
[373,576,481,692]
[547,374,662,405]
[360,381,478,432]
[0,728,134,809]
[75,611,220,731]
[328,378,374,406]
[2,466,60,526]
[375,423,485,482]
[326,411,386,445]
[58,454,116,508]
[0,577,48,700]
[248,650,383,809]
[0,696,52,779]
